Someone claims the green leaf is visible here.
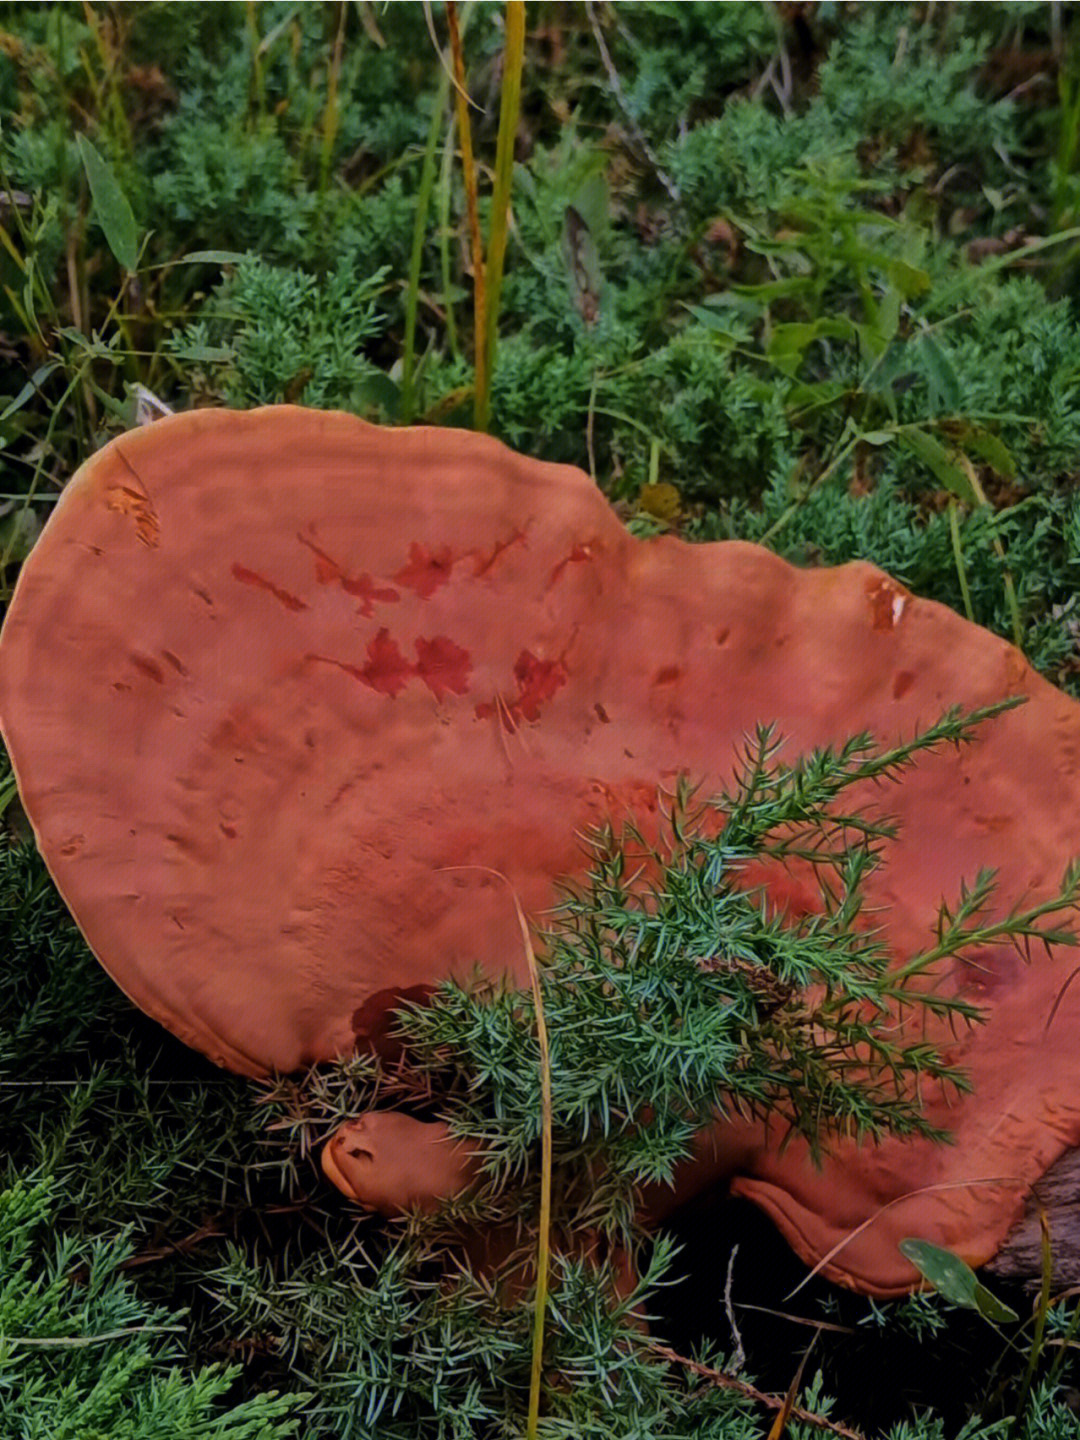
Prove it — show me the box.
[170,343,235,363]
[899,1238,980,1309]
[916,333,962,413]
[963,426,1019,482]
[856,430,896,446]
[872,283,902,352]
[568,171,609,239]
[686,307,739,347]
[696,290,764,318]
[785,379,848,415]
[900,1238,1019,1323]
[881,255,931,298]
[770,318,858,352]
[563,205,604,328]
[0,505,41,563]
[76,134,139,273]
[354,369,401,419]
[57,327,120,359]
[899,427,978,503]
[973,1282,1019,1325]
[766,318,858,376]
[0,362,59,423]
[732,276,816,303]
[176,249,248,266]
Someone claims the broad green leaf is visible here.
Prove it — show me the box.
[686,307,741,346]
[899,1238,980,1308]
[873,283,902,352]
[901,1238,1019,1323]
[732,276,816,303]
[76,134,139,272]
[881,255,931,298]
[766,318,858,376]
[695,291,764,318]
[86,377,130,420]
[563,205,603,328]
[769,318,858,352]
[854,318,889,362]
[899,427,978,503]
[569,171,609,239]
[964,426,1019,481]
[170,343,234,363]
[0,506,41,563]
[786,379,848,413]
[973,1282,1019,1324]
[916,333,962,413]
[354,369,401,419]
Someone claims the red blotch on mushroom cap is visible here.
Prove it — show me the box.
[414,636,472,700]
[3,406,1080,1296]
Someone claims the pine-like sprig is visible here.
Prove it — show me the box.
[248,700,1080,1437]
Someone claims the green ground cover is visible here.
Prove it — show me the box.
[4,4,1080,1435]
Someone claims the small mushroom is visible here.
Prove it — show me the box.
[3,405,1080,1294]
[321,1112,480,1216]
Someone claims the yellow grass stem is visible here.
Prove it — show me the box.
[477,0,526,432]
[1010,1203,1054,1437]
[948,499,976,624]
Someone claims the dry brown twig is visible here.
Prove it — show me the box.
[649,1342,866,1440]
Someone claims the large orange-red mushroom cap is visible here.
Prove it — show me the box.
[3,405,1080,1294]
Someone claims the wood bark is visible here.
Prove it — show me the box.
[985,1145,1080,1289]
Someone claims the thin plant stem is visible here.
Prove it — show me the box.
[81,1,133,160]
[402,72,450,423]
[649,1344,865,1440]
[478,0,526,433]
[513,892,552,1440]
[0,773,18,817]
[584,0,679,203]
[586,372,598,480]
[436,866,552,1440]
[446,1,485,428]
[996,536,1024,650]
[759,433,858,547]
[948,499,976,623]
[244,1,265,125]
[0,362,92,584]
[959,458,1024,650]
[438,123,461,363]
[891,882,1080,985]
[1010,1207,1054,1437]
[320,1,348,209]
[1045,1289,1080,1392]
